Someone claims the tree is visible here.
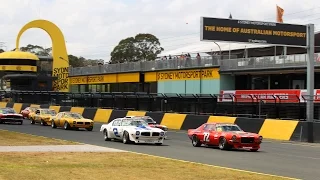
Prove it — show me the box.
[0,49,4,53]
[20,44,52,56]
[16,44,105,67]
[110,33,164,64]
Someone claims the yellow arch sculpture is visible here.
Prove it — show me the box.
[16,19,69,92]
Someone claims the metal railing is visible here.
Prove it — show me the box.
[220,53,320,71]
[69,55,236,76]
[68,52,320,76]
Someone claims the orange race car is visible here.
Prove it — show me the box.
[187,123,263,152]
[20,107,38,119]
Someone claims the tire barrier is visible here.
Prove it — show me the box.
[1,102,319,143]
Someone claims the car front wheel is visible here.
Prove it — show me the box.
[219,137,230,150]
[122,131,131,144]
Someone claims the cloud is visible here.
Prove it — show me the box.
[0,0,319,61]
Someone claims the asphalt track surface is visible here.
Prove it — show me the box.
[1,120,320,180]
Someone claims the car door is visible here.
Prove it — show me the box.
[56,113,64,127]
[34,110,41,122]
[211,126,223,145]
[109,120,121,139]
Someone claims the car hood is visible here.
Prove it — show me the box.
[230,131,258,137]
[132,125,163,132]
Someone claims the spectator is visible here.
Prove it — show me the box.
[169,55,172,59]
[196,53,201,66]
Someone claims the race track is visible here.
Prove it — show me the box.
[1,120,320,180]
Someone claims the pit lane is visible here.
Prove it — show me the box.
[1,120,319,180]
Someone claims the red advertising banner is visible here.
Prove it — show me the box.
[219,89,320,103]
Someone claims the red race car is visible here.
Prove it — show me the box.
[187,123,263,152]
[20,107,38,119]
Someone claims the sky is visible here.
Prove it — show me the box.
[0,0,319,61]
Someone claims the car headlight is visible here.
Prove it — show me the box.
[136,131,140,135]
[73,121,76,124]
[160,132,164,136]
[232,135,237,141]
[259,136,263,141]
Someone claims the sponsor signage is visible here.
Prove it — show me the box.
[157,68,219,81]
[219,89,320,103]
[200,17,307,46]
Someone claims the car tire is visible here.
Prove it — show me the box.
[219,137,230,150]
[103,129,111,141]
[30,118,35,124]
[250,149,259,152]
[63,122,70,130]
[19,120,23,125]
[86,127,93,131]
[122,131,131,144]
[192,135,201,147]
[51,121,57,128]
[155,143,162,146]
[40,120,45,126]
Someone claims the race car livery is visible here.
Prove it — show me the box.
[187,123,263,152]
[31,108,57,126]
[51,112,94,131]
[20,107,38,119]
[0,108,24,125]
[125,116,168,139]
[100,118,165,145]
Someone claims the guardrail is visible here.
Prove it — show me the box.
[39,53,320,75]
[68,55,236,76]
[1,90,320,120]
[220,53,320,71]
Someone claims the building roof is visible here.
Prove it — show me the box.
[0,50,39,60]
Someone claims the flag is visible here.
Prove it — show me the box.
[229,13,232,19]
[276,5,284,23]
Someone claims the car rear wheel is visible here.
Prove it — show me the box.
[103,129,111,141]
[155,143,162,146]
[219,137,230,150]
[51,121,57,128]
[250,149,259,152]
[30,118,35,124]
[192,135,201,147]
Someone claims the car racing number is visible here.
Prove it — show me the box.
[113,128,120,137]
[203,132,210,142]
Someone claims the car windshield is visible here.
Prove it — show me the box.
[0,108,16,114]
[122,119,148,126]
[42,109,56,115]
[65,113,83,119]
[217,125,242,132]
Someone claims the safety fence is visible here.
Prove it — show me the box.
[0,90,319,120]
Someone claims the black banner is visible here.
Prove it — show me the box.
[201,17,307,46]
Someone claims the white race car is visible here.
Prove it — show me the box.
[125,116,168,139]
[100,117,165,145]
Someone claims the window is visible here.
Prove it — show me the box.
[36,110,40,114]
[203,124,216,131]
[112,120,121,126]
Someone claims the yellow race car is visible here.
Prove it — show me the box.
[51,112,94,131]
[31,108,57,126]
